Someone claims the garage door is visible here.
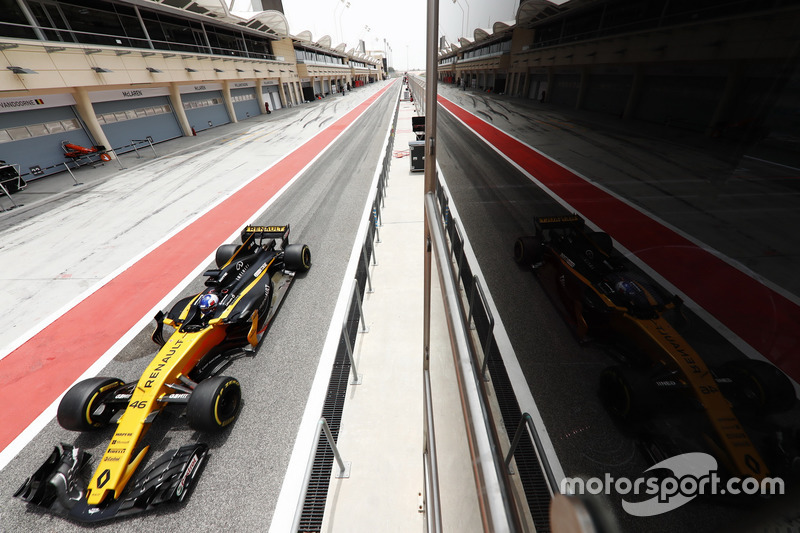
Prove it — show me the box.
[637,74,726,131]
[0,93,95,180]
[230,86,261,120]
[583,73,633,116]
[181,85,231,132]
[550,72,580,106]
[92,92,182,153]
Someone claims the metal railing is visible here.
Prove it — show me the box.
[290,417,351,532]
[506,413,559,496]
[3,134,165,187]
[467,276,495,382]
[413,69,561,529]
[425,191,523,532]
[432,174,560,530]
[341,278,368,385]
[130,138,158,159]
[408,76,426,116]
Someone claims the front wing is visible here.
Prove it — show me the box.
[15,443,207,523]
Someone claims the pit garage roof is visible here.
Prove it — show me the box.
[144,0,289,36]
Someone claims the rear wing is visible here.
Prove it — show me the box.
[241,225,291,247]
[534,215,584,233]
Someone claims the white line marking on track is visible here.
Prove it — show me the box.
[268,80,400,533]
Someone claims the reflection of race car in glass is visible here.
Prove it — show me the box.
[15,225,311,522]
[514,215,799,480]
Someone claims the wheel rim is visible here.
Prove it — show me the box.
[214,382,240,425]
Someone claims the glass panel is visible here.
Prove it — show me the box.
[8,127,32,140]
[45,121,66,134]
[61,119,80,131]
[0,2,37,39]
[27,123,49,137]
[57,3,123,46]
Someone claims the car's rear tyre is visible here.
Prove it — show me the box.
[187,376,241,432]
[215,244,239,268]
[513,236,543,266]
[284,243,311,272]
[57,377,125,431]
[598,366,654,423]
[722,359,795,413]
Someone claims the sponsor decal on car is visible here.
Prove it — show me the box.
[253,262,267,278]
[245,225,287,233]
[175,454,201,499]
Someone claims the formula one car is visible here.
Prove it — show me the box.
[15,225,311,522]
[514,215,798,480]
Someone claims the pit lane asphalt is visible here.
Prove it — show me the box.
[0,81,400,532]
[435,93,800,532]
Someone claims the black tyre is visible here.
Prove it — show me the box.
[722,359,795,413]
[513,236,543,266]
[57,377,125,431]
[215,244,239,268]
[284,243,311,272]
[598,366,654,423]
[187,376,241,432]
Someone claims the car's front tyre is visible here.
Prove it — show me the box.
[722,359,795,413]
[57,377,125,431]
[187,376,242,432]
[598,366,654,423]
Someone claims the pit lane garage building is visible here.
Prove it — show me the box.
[0,0,384,180]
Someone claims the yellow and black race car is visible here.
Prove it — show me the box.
[15,225,311,522]
[514,215,798,481]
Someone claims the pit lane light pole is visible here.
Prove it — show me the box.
[452,0,465,39]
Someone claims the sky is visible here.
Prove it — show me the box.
[277,0,522,71]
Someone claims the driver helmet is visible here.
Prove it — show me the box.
[198,293,219,314]
[615,279,639,296]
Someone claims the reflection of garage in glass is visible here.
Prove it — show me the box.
[230,83,260,120]
[0,93,95,180]
[262,81,282,111]
[91,88,182,153]
[180,84,231,132]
